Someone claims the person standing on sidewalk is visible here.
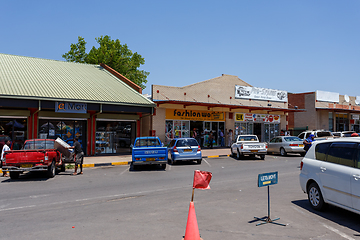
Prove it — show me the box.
[1,139,10,177]
[68,137,84,175]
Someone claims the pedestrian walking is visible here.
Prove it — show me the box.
[67,137,84,175]
[227,129,233,147]
[1,139,10,177]
[303,134,315,152]
[208,131,214,149]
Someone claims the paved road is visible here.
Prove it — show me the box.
[1,155,360,240]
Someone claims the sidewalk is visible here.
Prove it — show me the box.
[82,147,231,168]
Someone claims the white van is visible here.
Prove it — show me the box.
[299,138,360,214]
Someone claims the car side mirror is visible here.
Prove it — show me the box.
[130,144,133,149]
[161,143,164,147]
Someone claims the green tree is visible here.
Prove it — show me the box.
[62,35,149,89]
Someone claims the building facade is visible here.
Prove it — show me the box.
[0,54,155,155]
[288,90,360,135]
[151,74,300,146]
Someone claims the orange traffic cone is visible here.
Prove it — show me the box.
[183,201,202,240]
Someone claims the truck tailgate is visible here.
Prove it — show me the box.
[4,150,47,165]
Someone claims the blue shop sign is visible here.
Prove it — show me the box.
[55,102,87,114]
[258,171,278,187]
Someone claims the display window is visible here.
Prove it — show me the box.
[0,118,27,150]
[96,120,136,154]
[38,119,86,154]
[165,120,189,145]
[165,120,224,147]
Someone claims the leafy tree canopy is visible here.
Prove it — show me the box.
[62,35,149,89]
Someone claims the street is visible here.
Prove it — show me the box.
[1,155,360,240]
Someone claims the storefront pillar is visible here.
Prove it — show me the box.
[137,113,142,137]
[29,108,40,139]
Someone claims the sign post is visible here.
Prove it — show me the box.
[254,171,286,226]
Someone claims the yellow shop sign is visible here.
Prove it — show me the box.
[166,109,225,121]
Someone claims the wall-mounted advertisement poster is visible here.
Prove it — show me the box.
[235,113,280,123]
[235,85,288,102]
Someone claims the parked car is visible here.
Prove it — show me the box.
[2,139,63,179]
[167,138,202,165]
[267,136,306,156]
[131,136,167,170]
[298,130,334,141]
[332,131,355,138]
[299,138,360,214]
[231,135,267,160]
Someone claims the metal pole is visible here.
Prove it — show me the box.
[268,185,270,220]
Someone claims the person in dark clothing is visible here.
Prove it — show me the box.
[68,137,84,175]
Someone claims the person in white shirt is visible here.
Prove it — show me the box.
[1,140,11,177]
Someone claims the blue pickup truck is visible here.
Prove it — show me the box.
[130,137,168,170]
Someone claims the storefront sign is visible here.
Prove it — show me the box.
[166,109,225,121]
[258,171,278,187]
[235,85,288,102]
[235,113,280,123]
[55,102,87,114]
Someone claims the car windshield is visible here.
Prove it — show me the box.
[317,132,332,137]
[343,132,355,137]
[239,136,257,141]
[284,137,302,142]
[176,139,198,147]
[135,138,161,147]
[23,140,55,150]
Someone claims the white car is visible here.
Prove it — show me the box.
[299,138,360,214]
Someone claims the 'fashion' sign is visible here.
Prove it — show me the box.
[166,109,225,121]
[235,85,288,102]
[55,102,87,114]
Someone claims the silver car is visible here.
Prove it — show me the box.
[268,136,306,156]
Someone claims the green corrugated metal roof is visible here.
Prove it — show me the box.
[0,53,155,107]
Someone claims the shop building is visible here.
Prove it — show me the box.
[0,53,155,155]
[151,74,301,146]
[288,91,360,135]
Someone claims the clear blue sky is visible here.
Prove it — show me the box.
[1,0,359,97]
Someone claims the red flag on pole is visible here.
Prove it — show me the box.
[193,170,212,190]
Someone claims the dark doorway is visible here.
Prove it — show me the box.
[254,123,262,141]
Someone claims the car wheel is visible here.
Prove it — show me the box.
[161,164,166,170]
[280,148,287,156]
[9,172,20,179]
[231,148,235,157]
[237,150,242,160]
[196,159,202,164]
[129,162,136,171]
[307,182,326,211]
[260,155,265,160]
[47,161,55,178]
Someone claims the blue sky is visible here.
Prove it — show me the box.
[1,0,359,96]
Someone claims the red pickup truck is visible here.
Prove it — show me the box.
[2,139,63,179]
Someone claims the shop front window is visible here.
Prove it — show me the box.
[264,123,279,142]
[336,113,349,131]
[95,120,135,154]
[0,118,27,150]
[234,122,253,140]
[39,119,86,154]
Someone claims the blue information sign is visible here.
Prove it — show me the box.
[258,171,278,187]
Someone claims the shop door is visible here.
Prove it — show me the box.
[254,123,262,142]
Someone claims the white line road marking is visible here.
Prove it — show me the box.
[322,223,355,240]
[203,159,211,167]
